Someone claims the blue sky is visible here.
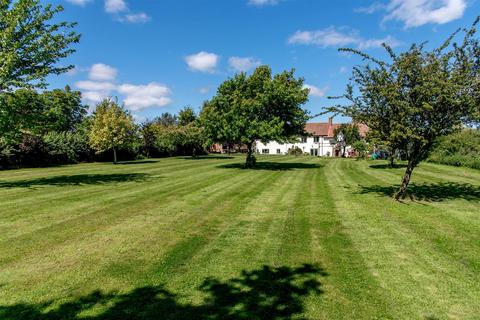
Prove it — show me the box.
[46,0,479,123]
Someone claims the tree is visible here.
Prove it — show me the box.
[0,0,80,92]
[201,66,309,167]
[333,124,361,157]
[155,112,178,127]
[42,86,87,132]
[0,89,45,142]
[178,106,197,126]
[89,99,137,164]
[352,140,368,159]
[328,18,480,200]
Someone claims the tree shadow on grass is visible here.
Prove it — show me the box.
[0,173,150,189]
[219,162,322,171]
[182,156,235,160]
[116,160,160,165]
[359,182,480,202]
[0,264,325,320]
[369,163,408,169]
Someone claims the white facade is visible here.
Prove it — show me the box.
[255,136,338,157]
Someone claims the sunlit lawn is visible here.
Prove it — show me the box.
[0,155,479,319]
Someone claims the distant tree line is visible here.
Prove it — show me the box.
[0,91,211,167]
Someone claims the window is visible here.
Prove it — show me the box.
[276,149,281,154]
[262,149,269,154]
[314,136,319,142]
[301,137,307,143]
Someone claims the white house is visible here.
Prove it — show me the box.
[255,118,367,157]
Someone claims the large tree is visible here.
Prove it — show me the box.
[328,18,480,200]
[89,99,137,164]
[0,0,80,92]
[201,66,309,167]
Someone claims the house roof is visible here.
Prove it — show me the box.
[304,122,369,138]
[305,122,339,137]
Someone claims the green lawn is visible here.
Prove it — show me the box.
[0,156,479,319]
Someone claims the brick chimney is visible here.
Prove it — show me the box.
[328,117,333,126]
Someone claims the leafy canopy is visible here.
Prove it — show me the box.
[327,17,479,199]
[0,0,80,92]
[201,65,309,166]
[89,99,137,163]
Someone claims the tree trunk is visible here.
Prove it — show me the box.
[389,154,395,168]
[113,148,117,165]
[245,142,256,168]
[394,160,415,200]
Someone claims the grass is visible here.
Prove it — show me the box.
[0,155,479,319]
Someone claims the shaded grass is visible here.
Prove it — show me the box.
[0,156,479,319]
[359,181,480,202]
[0,173,150,188]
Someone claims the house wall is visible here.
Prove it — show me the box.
[255,136,337,157]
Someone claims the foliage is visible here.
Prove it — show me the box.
[428,129,480,169]
[152,122,206,157]
[333,124,361,156]
[44,130,91,164]
[0,0,80,92]
[0,87,89,167]
[89,99,137,164]
[155,112,178,127]
[327,18,480,200]
[352,140,368,159]
[41,86,87,132]
[178,106,197,126]
[17,134,47,166]
[201,65,309,167]
[287,146,303,156]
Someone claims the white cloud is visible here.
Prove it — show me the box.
[82,91,110,104]
[339,66,348,74]
[288,26,400,49]
[228,56,261,72]
[75,80,116,92]
[76,80,115,105]
[384,0,466,28]
[357,0,466,28]
[185,51,219,73]
[288,27,359,47]
[303,84,328,98]
[124,12,151,23]
[76,64,171,110]
[198,87,211,94]
[89,63,118,81]
[117,82,172,110]
[248,0,278,6]
[355,2,386,14]
[66,0,92,6]
[105,0,127,13]
[357,35,401,49]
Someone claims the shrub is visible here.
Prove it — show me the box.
[287,146,303,156]
[427,129,480,169]
[44,131,91,164]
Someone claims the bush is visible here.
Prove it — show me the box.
[287,146,303,156]
[44,131,91,164]
[352,140,368,158]
[427,129,480,169]
[18,134,48,167]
